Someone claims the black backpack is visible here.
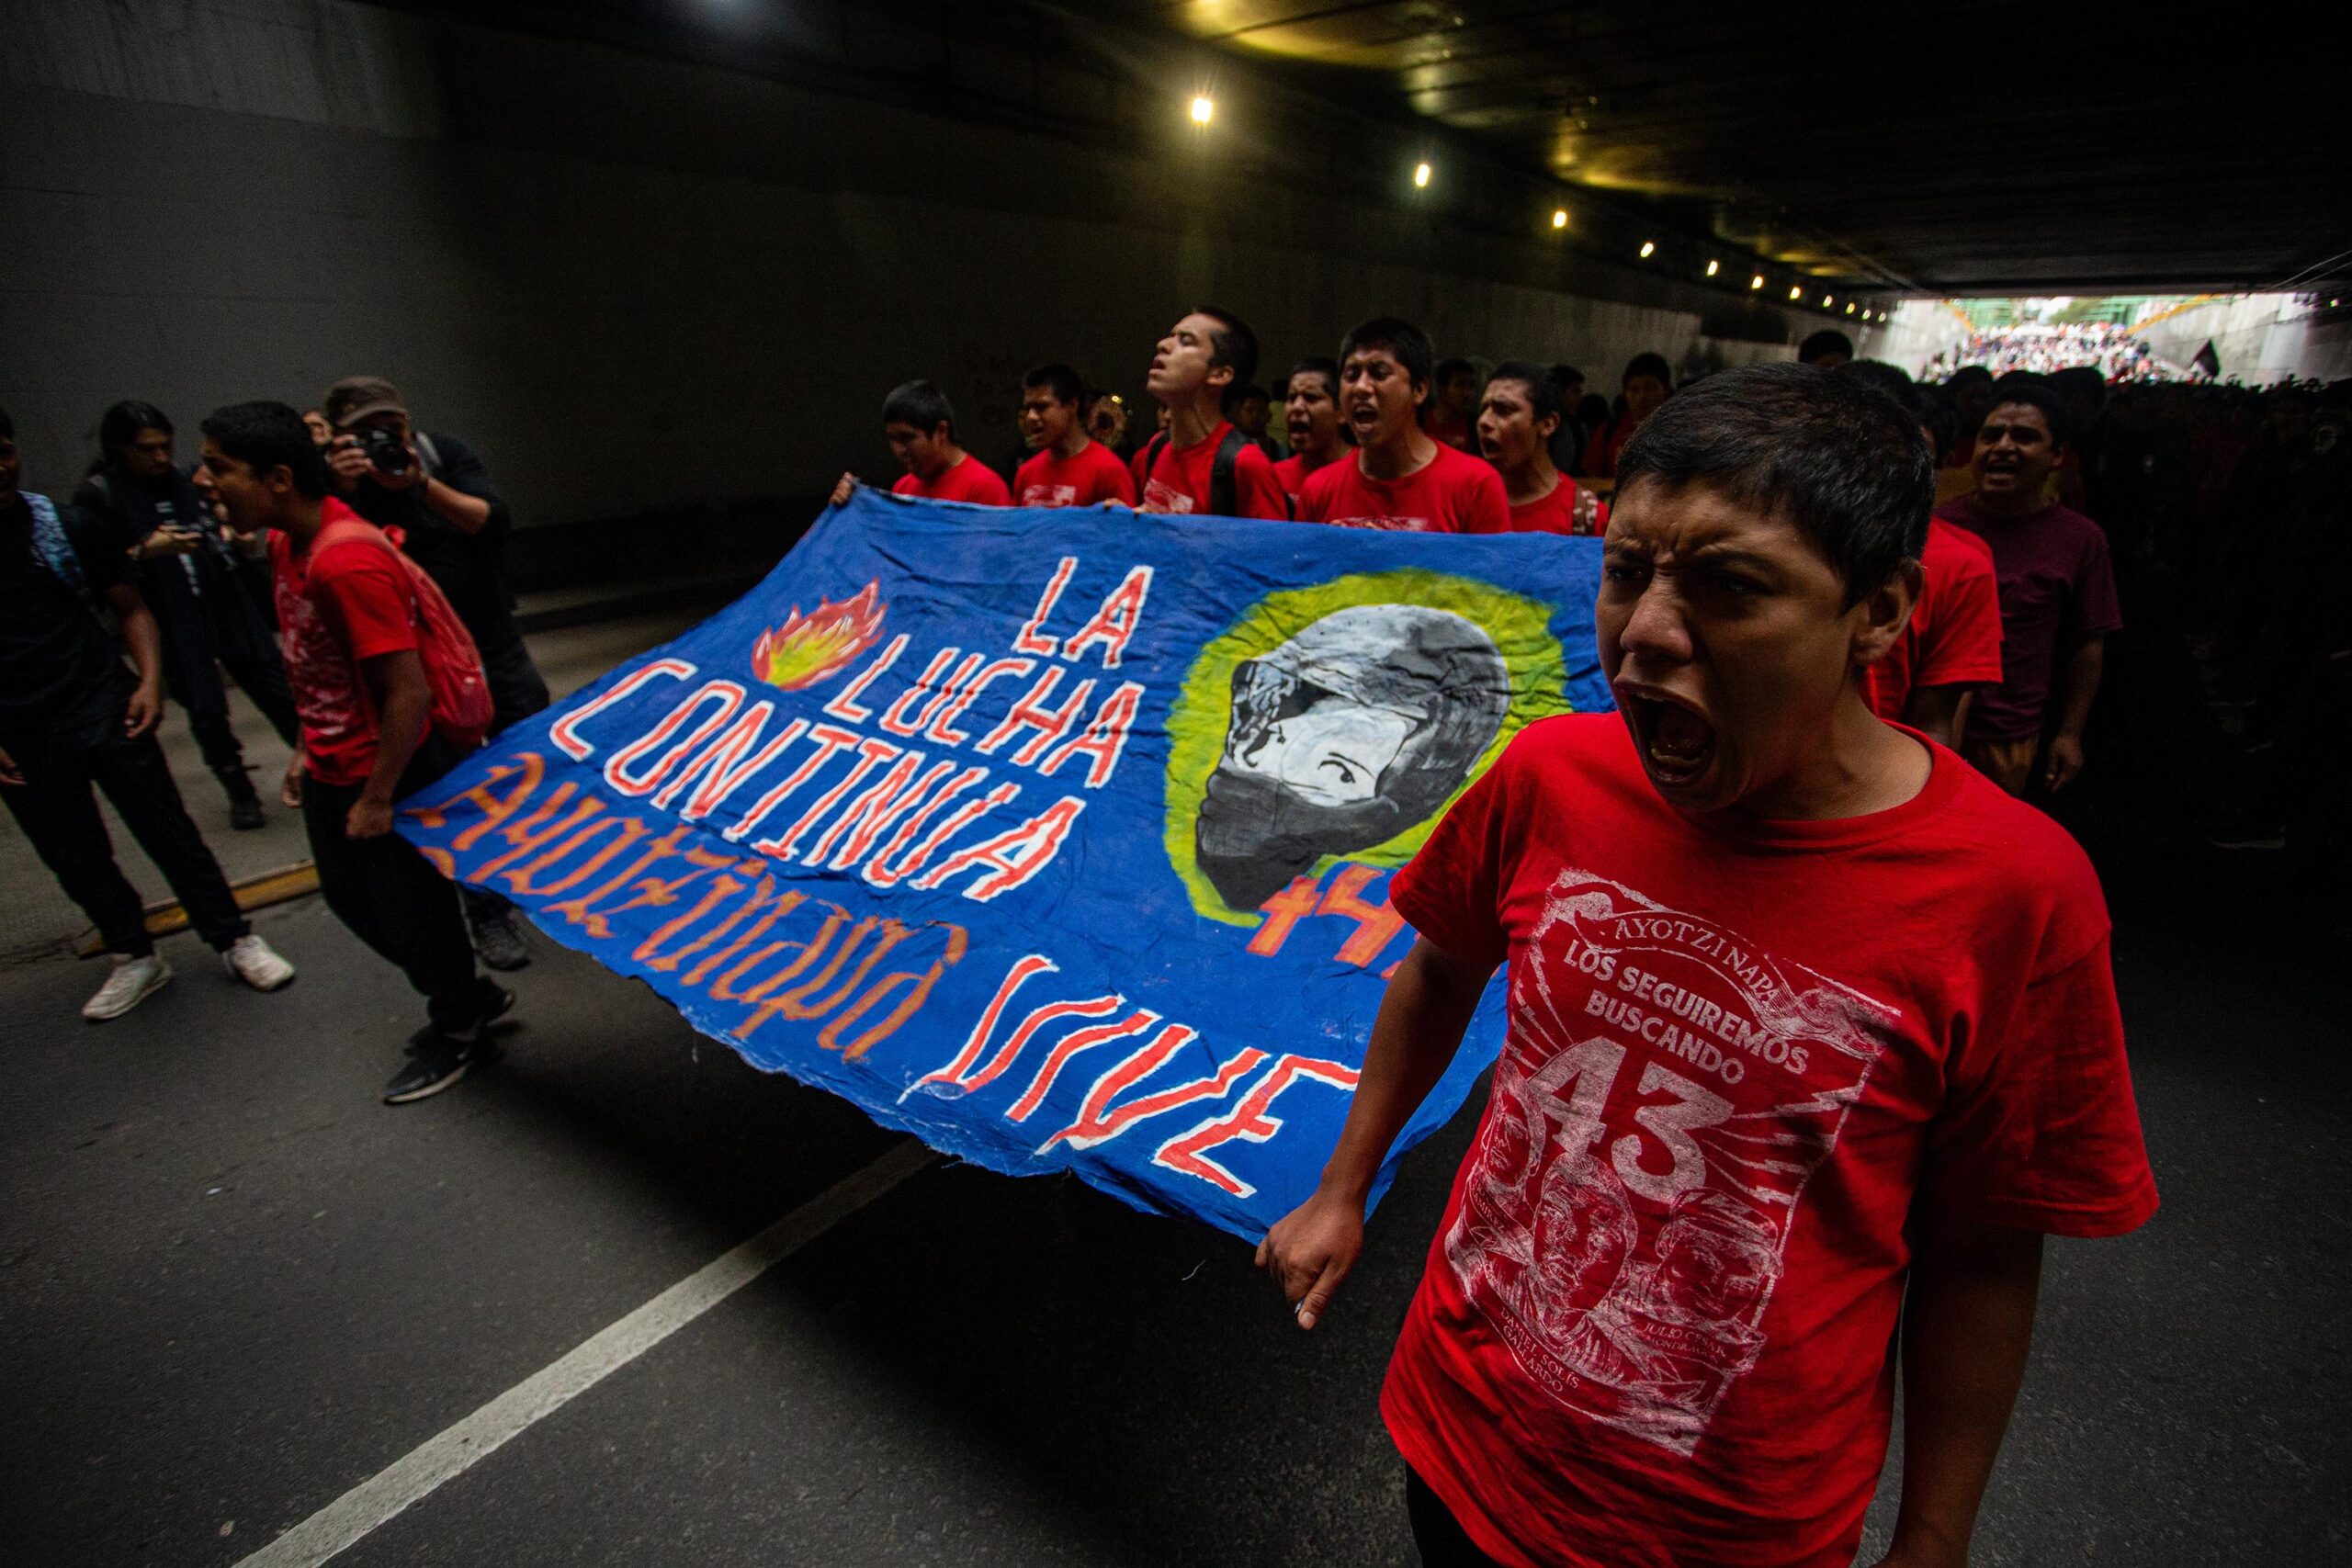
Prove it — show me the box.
[1140,426,1255,518]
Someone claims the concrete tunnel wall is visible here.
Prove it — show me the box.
[0,0,1870,536]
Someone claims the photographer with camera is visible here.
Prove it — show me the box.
[322,377,545,971]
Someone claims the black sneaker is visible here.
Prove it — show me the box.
[459,983,518,1043]
[383,1032,477,1104]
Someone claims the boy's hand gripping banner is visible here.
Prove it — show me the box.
[399,489,1609,1239]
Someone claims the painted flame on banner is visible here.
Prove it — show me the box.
[751,581,887,689]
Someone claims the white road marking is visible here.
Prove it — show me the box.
[234,1139,938,1568]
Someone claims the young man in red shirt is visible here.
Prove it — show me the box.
[1589,351,1674,479]
[1295,319,1510,534]
[1272,357,1347,503]
[830,381,1010,508]
[1261,363,2155,1568]
[1476,362,1606,536]
[1012,364,1136,509]
[1938,383,2120,795]
[199,402,514,1104]
[1840,363,2003,746]
[1133,308,1289,520]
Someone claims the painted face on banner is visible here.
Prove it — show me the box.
[1193,604,1510,911]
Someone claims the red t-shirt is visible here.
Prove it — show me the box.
[1865,518,2004,720]
[1381,714,2156,1568]
[1295,443,1510,534]
[271,499,424,788]
[1135,421,1290,521]
[1504,475,1609,536]
[1013,441,1136,509]
[891,454,1011,506]
[1271,452,1339,502]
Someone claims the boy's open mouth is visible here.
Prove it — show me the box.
[1622,689,1717,785]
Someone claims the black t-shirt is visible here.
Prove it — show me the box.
[0,494,134,741]
[341,432,518,649]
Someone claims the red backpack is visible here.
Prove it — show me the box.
[311,518,495,750]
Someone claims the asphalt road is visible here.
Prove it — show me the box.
[3,618,2346,1564]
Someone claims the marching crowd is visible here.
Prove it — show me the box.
[6,293,2343,1568]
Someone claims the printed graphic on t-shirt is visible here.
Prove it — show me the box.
[276,558,364,755]
[1023,484,1080,509]
[1142,477,1195,514]
[1324,513,1437,532]
[1445,867,1893,1456]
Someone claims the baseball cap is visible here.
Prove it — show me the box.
[324,376,409,430]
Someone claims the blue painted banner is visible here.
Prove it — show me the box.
[398,487,1610,1239]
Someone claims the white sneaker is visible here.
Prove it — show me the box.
[84,953,172,1021]
[222,933,296,992]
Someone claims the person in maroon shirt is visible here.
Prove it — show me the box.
[829,380,1010,509]
[1135,307,1288,520]
[1295,318,1510,534]
[1260,364,2154,1568]
[1272,357,1348,502]
[1012,363,1136,509]
[1938,382,2120,796]
[1476,362,1605,536]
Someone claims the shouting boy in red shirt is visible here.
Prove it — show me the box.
[199,402,514,1105]
[1295,318,1510,534]
[1261,364,2155,1568]
[1476,361,1606,536]
[1013,363,1135,509]
[831,380,1010,509]
[1133,307,1289,520]
[1272,357,1348,503]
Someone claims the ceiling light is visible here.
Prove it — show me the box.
[1706,260,1720,276]
[1822,295,1833,308]
[1846,303,1856,314]
[1788,286,1802,300]
[1190,96,1215,125]
[1751,274,1765,290]
[1414,161,1431,188]
[1639,241,1656,258]
[1553,209,1568,229]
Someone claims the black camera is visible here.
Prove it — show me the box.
[356,423,413,477]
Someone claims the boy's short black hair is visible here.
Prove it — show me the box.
[1239,383,1272,405]
[1287,357,1340,399]
[1552,363,1584,389]
[1340,317,1436,394]
[200,400,329,498]
[1623,351,1672,389]
[1487,360,1563,423]
[883,379,956,438]
[1946,364,1995,389]
[1022,364,1084,406]
[1434,357,1476,387]
[1614,362,1932,609]
[1836,359,1918,417]
[1798,329,1855,365]
[1191,306,1259,414]
[1983,377,2073,449]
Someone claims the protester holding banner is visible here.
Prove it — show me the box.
[1476,363,1605,536]
[1259,364,2155,1568]
[1013,364,1136,509]
[199,402,514,1104]
[1295,319,1510,534]
[1133,308,1290,520]
[833,380,1011,510]
[0,407,296,1021]
[1272,357,1348,502]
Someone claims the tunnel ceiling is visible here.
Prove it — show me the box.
[1108,0,2347,295]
